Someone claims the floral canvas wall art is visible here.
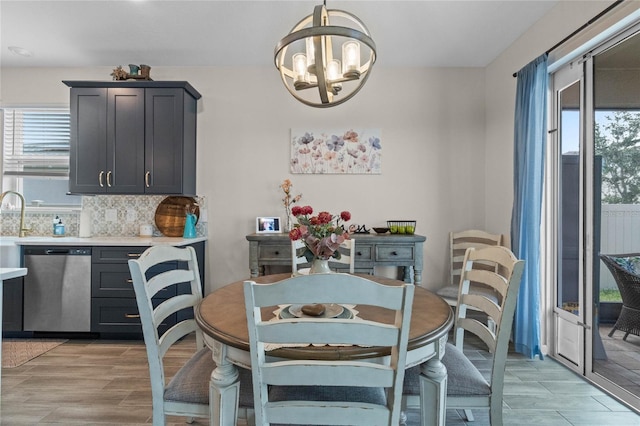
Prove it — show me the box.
[290,128,382,174]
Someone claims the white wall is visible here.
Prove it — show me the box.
[1,65,486,292]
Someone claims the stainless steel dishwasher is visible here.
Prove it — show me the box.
[23,247,92,332]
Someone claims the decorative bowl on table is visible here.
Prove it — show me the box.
[372,227,389,234]
[387,220,417,235]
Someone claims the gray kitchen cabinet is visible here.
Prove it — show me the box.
[2,277,23,332]
[64,81,201,195]
[90,242,205,338]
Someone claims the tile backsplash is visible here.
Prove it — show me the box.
[0,195,207,238]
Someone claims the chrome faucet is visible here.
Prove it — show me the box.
[0,190,31,237]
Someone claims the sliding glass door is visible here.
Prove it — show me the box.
[551,23,640,411]
[588,26,640,410]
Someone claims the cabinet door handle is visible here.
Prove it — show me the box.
[124,314,140,319]
[126,279,133,283]
[357,251,362,256]
[391,251,398,256]
[145,171,151,188]
[275,251,280,255]
[106,171,112,187]
[99,171,104,187]
[128,253,141,258]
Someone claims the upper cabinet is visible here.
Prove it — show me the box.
[64,81,201,195]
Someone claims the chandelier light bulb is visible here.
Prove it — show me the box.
[293,53,308,86]
[305,37,316,73]
[342,41,361,78]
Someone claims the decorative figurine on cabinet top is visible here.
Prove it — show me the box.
[110,64,152,81]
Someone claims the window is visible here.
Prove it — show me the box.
[1,108,81,207]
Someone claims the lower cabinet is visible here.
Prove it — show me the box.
[90,242,205,338]
[3,277,23,332]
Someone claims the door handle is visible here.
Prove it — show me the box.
[99,171,104,187]
[577,321,591,330]
[106,171,112,187]
[145,171,151,188]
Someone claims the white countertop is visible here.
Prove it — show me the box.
[7,236,207,246]
[0,267,27,281]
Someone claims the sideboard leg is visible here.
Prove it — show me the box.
[414,266,423,286]
[403,266,412,283]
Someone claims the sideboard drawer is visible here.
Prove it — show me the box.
[376,245,414,262]
[354,244,373,261]
[258,244,291,261]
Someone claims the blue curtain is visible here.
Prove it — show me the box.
[510,53,548,360]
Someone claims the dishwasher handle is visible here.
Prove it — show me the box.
[45,249,72,255]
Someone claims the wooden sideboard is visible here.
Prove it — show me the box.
[246,233,427,285]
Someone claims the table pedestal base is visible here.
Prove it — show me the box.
[210,341,241,426]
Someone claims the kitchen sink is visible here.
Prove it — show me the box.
[0,237,22,268]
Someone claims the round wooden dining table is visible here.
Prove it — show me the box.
[195,273,454,426]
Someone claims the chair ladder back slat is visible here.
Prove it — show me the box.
[262,362,394,387]
[250,274,406,310]
[147,268,198,295]
[257,319,400,346]
[455,317,496,352]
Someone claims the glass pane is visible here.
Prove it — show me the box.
[558,80,581,317]
[592,28,640,404]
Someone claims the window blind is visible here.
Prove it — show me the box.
[2,108,70,177]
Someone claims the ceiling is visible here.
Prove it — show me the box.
[1,0,560,69]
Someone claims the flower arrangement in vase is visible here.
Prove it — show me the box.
[288,206,352,265]
[280,179,302,232]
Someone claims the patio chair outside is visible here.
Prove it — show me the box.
[600,253,640,340]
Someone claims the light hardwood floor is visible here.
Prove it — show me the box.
[2,333,640,425]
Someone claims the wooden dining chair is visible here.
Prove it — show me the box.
[291,238,356,275]
[244,273,414,426]
[403,245,524,426]
[436,229,503,306]
[129,245,254,426]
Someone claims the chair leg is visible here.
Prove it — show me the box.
[399,409,408,426]
[487,317,496,335]
[608,326,617,337]
[462,409,475,421]
[624,332,630,341]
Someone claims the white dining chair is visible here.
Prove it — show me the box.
[403,245,524,426]
[291,238,356,275]
[436,229,503,305]
[244,273,414,426]
[128,245,254,426]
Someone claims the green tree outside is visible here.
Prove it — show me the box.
[595,111,640,204]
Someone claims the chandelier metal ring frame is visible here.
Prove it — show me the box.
[274,4,377,108]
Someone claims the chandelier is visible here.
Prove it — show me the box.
[274,2,377,108]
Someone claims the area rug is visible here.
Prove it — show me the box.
[2,338,67,368]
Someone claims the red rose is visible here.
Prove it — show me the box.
[288,228,302,241]
[318,211,332,224]
[310,216,320,225]
[291,206,302,216]
[301,205,313,215]
[340,211,351,221]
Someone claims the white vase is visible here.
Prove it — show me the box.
[309,258,332,274]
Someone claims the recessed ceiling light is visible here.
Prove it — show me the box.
[8,46,32,57]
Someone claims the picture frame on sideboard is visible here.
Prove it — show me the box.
[256,217,281,233]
